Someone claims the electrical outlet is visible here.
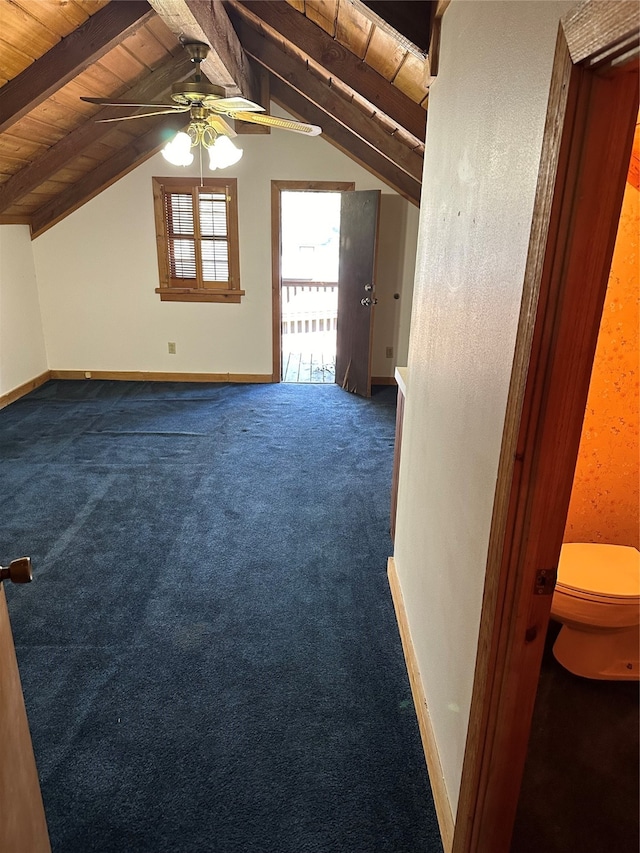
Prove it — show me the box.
[385,346,393,359]
[168,342,176,354]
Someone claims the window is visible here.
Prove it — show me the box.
[152,177,244,303]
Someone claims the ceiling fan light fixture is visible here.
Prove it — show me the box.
[162,131,194,167]
[208,135,243,171]
[161,124,242,171]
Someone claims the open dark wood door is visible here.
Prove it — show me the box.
[0,584,50,852]
[335,190,381,397]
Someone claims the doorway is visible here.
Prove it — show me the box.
[270,181,354,383]
[511,137,640,852]
[280,189,341,383]
[454,10,639,852]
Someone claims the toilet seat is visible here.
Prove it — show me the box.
[555,584,640,607]
[557,543,640,601]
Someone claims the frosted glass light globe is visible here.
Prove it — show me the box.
[162,132,194,167]
[208,135,243,170]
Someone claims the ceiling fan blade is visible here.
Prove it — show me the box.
[206,96,265,113]
[81,97,178,108]
[232,112,322,136]
[96,108,188,123]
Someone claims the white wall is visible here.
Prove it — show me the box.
[374,196,419,374]
[32,106,417,378]
[0,225,47,395]
[393,0,573,815]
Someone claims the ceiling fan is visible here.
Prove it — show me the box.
[80,42,321,168]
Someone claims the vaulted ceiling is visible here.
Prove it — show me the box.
[0,0,442,238]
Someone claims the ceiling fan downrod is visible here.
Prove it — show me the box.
[184,41,209,83]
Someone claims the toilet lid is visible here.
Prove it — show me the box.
[558,543,640,599]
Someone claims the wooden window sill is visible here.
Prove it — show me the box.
[155,289,245,303]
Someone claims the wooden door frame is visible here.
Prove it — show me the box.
[453,3,639,852]
[270,180,354,382]
[0,587,51,851]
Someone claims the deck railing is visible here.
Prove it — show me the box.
[281,280,338,337]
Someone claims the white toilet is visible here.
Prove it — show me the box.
[550,543,640,680]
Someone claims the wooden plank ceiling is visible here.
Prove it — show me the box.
[0,0,435,238]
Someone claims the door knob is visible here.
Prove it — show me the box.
[360,297,378,307]
[364,284,373,291]
[0,557,33,585]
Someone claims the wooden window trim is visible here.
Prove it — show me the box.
[152,176,244,303]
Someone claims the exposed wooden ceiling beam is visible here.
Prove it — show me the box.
[228,0,426,141]
[428,0,450,77]
[270,76,420,206]
[0,1,154,136]
[147,0,259,100]
[234,61,270,134]
[229,10,424,181]
[0,55,194,214]
[30,113,188,239]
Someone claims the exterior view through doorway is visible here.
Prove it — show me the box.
[280,189,340,383]
[270,181,355,384]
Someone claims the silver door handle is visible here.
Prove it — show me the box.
[361,297,378,307]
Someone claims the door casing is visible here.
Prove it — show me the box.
[270,180,354,383]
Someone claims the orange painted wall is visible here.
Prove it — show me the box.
[564,176,639,548]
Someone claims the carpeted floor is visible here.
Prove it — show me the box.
[1,380,440,853]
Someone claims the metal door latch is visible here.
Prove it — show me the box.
[534,568,557,595]
[361,297,378,307]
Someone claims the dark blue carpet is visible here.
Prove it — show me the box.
[1,380,440,852]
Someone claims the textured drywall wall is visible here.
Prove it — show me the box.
[393,0,572,813]
[0,225,47,395]
[32,106,417,378]
[564,180,639,549]
[373,196,419,375]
